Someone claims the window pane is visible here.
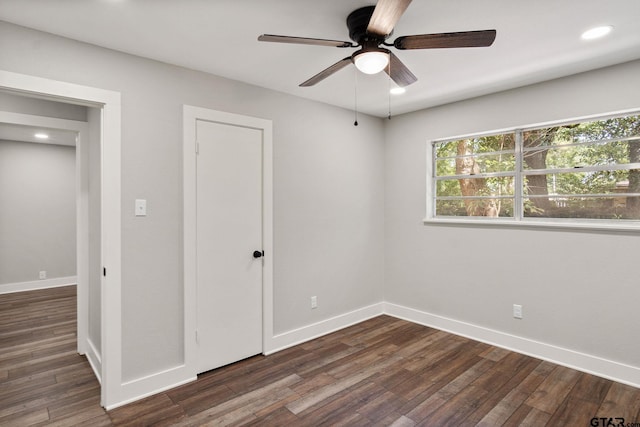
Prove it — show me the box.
[435,198,514,217]
[434,134,515,178]
[434,134,515,157]
[519,114,640,221]
[437,176,514,197]
[523,170,639,196]
[524,195,640,219]
[522,115,640,170]
[523,138,640,170]
[523,115,640,146]
[436,152,516,176]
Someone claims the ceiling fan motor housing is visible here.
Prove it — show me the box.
[347,6,391,44]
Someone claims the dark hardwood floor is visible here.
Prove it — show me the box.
[1,286,639,426]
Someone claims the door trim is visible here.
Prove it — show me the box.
[0,70,122,408]
[183,105,273,376]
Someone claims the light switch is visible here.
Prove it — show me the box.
[135,199,147,216]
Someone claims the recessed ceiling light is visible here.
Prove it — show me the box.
[34,133,49,139]
[390,87,406,95]
[581,25,613,40]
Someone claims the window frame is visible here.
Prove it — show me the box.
[425,110,640,232]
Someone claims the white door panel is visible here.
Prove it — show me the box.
[196,120,263,373]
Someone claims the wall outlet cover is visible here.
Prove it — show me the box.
[135,199,147,216]
[513,304,523,319]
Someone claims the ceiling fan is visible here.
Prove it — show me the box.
[258,0,496,88]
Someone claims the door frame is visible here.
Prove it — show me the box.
[0,70,122,408]
[183,105,273,375]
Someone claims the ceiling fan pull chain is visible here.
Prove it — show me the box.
[388,60,392,120]
[354,67,359,126]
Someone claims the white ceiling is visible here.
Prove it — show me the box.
[0,122,77,146]
[1,0,639,117]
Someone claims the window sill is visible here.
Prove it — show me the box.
[422,217,640,233]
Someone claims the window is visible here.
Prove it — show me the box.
[429,112,640,224]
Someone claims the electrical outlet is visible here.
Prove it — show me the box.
[39,270,47,280]
[513,304,523,319]
[311,296,317,309]
[135,199,147,216]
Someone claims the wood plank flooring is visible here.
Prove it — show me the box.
[2,286,640,426]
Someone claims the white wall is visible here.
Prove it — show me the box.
[0,139,76,286]
[385,60,640,373]
[0,21,385,383]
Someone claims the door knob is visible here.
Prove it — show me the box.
[253,250,263,258]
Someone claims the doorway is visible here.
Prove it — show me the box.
[0,70,121,408]
[183,106,274,375]
[0,99,104,393]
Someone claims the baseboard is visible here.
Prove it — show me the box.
[0,276,77,294]
[101,300,639,410]
[105,365,196,411]
[85,337,102,385]
[383,302,640,389]
[105,304,383,409]
[265,302,385,355]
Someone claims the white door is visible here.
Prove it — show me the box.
[196,119,263,374]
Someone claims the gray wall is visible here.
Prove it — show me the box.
[0,91,87,121]
[0,21,386,381]
[0,139,76,284]
[384,60,640,368]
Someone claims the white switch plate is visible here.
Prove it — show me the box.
[513,304,523,319]
[135,199,147,216]
[311,296,317,309]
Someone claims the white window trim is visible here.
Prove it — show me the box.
[424,109,640,232]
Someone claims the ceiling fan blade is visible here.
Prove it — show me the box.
[367,0,412,37]
[258,34,354,48]
[385,52,417,87]
[300,57,352,87]
[394,29,497,50]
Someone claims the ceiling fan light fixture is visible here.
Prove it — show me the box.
[353,50,389,75]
